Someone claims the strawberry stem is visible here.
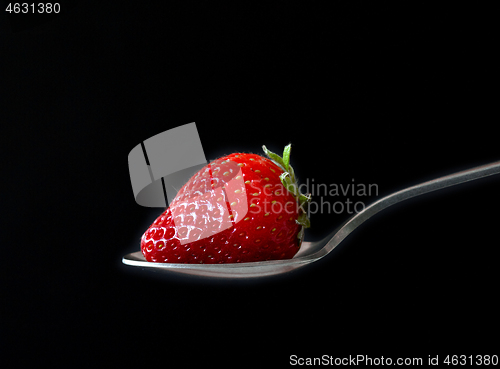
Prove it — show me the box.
[262,144,312,239]
[282,144,291,171]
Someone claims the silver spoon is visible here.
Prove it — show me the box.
[123,160,500,279]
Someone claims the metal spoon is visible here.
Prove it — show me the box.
[123,160,500,279]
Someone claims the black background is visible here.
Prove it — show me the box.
[2,2,498,367]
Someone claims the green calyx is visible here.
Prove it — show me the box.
[262,144,312,240]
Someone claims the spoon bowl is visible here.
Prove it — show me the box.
[123,160,500,279]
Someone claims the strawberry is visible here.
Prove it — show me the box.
[140,144,311,263]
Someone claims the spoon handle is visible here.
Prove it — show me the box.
[324,160,500,253]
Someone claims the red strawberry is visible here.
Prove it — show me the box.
[140,144,311,263]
